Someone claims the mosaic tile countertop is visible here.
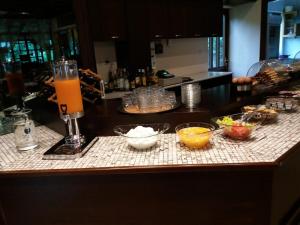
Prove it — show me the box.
[1,112,300,173]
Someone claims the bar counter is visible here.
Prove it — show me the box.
[1,82,300,225]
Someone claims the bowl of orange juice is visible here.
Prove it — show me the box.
[175,122,215,149]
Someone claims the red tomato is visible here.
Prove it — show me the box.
[230,125,251,139]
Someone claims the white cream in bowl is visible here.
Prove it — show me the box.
[126,126,158,149]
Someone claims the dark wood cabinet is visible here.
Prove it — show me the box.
[205,0,223,37]
[185,0,202,37]
[85,0,222,41]
[87,0,126,41]
[125,0,151,70]
[166,0,222,38]
[146,0,169,39]
[78,0,223,71]
[167,0,187,38]
[173,0,223,38]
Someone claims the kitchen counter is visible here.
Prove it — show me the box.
[1,112,299,174]
[164,71,232,89]
[1,80,300,225]
[1,79,299,175]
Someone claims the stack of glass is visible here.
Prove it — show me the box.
[122,87,176,113]
[181,83,201,108]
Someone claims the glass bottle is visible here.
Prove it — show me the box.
[123,68,130,91]
[130,75,136,90]
[119,69,125,91]
[141,69,147,86]
[108,64,114,91]
[113,70,118,91]
[135,69,141,88]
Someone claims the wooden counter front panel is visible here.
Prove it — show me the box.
[0,170,272,225]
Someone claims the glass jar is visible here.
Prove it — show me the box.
[247,59,290,88]
[12,109,38,151]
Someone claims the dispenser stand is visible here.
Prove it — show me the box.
[43,112,96,160]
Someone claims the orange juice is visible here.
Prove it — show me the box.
[54,78,83,114]
[177,127,212,149]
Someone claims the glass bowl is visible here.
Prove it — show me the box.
[175,122,215,149]
[213,114,257,140]
[113,123,170,149]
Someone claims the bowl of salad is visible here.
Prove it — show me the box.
[213,114,256,140]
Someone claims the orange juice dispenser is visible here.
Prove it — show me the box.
[43,57,96,159]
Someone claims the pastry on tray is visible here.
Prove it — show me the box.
[242,105,278,121]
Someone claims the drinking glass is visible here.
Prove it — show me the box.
[165,91,176,107]
[12,109,38,151]
[122,94,133,109]
[137,94,151,113]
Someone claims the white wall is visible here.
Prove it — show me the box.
[152,38,208,76]
[229,0,262,76]
[283,38,300,58]
[94,41,117,82]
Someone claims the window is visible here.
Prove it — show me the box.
[0,19,56,64]
[0,40,54,63]
[0,41,12,62]
[208,37,224,69]
[208,13,228,70]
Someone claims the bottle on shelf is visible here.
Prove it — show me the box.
[115,68,120,91]
[119,69,125,91]
[123,68,130,91]
[113,70,118,91]
[146,67,158,86]
[104,81,111,93]
[141,69,147,87]
[146,66,153,86]
[152,67,159,84]
[135,69,141,88]
[108,65,114,92]
[130,71,136,90]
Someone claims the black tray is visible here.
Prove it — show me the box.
[43,136,98,160]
